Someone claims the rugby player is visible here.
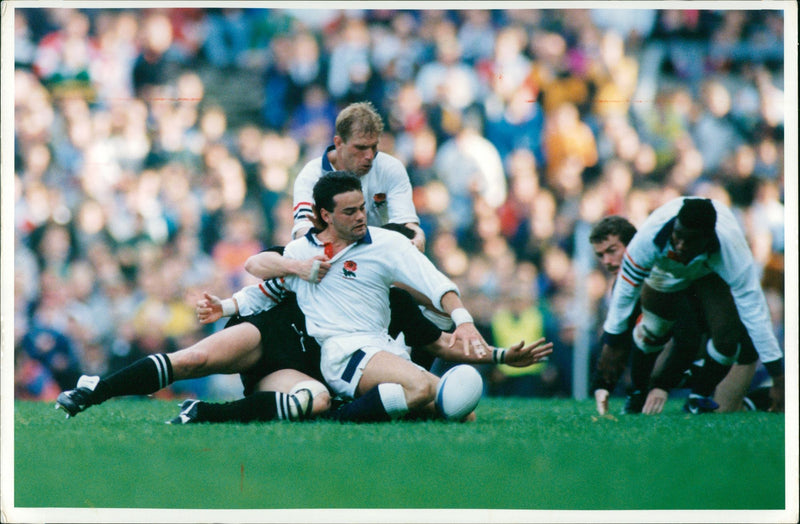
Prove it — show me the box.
[220,171,548,422]
[590,216,764,414]
[597,198,784,414]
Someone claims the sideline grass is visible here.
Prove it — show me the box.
[14,397,784,511]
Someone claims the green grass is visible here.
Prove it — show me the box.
[13,397,786,512]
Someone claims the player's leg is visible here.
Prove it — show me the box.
[714,362,758,412]
[357,351,439,416]
[685,274,747,412]
[634,284,682,353]
[258,368,331,415]
[170,369,324,424]
[714,334,759,412]
[56,323,263,417]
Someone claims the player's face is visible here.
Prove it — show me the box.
[592,235,626,275]
[670,219,712,263]
[334,132,379,176]
[326,190,367,241]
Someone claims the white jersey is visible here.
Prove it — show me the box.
[603,197,782,364]
[291,145,419,238]
[234,226,458,343]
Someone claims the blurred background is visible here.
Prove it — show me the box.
[9,6,787,402]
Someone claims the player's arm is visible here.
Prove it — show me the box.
[426,334,553,367]
[725,265,785,412]
[245,251,331,283]
[196,279,285,324]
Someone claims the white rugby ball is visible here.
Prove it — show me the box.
[435,365,483,420]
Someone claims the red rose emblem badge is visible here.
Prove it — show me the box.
[343,260,357,278]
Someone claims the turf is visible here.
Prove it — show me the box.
[13,397,785,511]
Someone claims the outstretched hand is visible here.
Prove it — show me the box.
[196,292,223,324]
[503,338,554,367]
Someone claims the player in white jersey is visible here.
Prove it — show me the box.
[589,215,764,415]
[246,101,425,285]
[234,171,491,420]
[600,197,784,413]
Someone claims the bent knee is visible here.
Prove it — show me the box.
[404,376,437,409]
[170,347,209,378]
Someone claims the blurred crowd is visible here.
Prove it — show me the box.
[11,7,787,401]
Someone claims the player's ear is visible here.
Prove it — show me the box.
[333,135,343,149]
[315,205,332,228]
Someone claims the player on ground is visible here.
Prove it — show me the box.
[597,198,784,414]
[589,216,762,415]
[56,250,551,423]
[229,171,500,421]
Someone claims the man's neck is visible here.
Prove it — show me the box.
[326,148,339,171]
[316,228,355,257]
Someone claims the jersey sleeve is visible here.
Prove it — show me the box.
[382,154,419,225]
[713,206,783,366]
[383,231,458,312]
[232,278,286,316]
[291,163,320,238]
[602,221,661,336]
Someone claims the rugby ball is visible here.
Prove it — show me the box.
[435,365,483,420]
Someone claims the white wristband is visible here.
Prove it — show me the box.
[221,298,237,317]
[450,307,473,326]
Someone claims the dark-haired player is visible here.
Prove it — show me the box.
[595,198,784,414]
[589,215,763,414]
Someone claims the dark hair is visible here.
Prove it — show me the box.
[335,101,384,142]
[312,171,363,228]
[589,216,637,246]
[677,198,716,231]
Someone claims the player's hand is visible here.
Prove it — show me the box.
[405,223,426,252]
[296,255,331,283]
[642,388,668,415]
[196,292,223,324]
[449,322,488,358]
[594,389,610,415]
[768,373,784,413]
[503,338,553,367]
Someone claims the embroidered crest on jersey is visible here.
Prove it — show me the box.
[373,193,387,207]
[342,260,357,278]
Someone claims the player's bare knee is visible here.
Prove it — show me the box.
[311,391,331,415]
[404,376,436,409]
[172,347,209,377]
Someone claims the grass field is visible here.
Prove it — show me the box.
[10,396,790,520]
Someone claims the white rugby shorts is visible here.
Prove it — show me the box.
[320,333,415,399]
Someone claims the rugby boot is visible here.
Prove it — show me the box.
[55,375,100,418]
[682,394,719,414]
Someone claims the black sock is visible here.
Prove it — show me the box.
[692,359,731,397]
[323,386,391,423]
[631,351,659,392]
[194,392,296,423]
[93,353,174,404]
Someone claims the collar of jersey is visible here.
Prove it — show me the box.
[321,144,336,171]
[305,227,373,251]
